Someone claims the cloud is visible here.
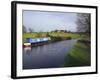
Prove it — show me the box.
[23,10,77,32]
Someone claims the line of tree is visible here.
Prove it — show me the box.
[23,25,34,33]
[51,30,71,33]
[23,25,72,33]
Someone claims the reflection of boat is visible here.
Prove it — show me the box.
[24,47,31,54]
[24,47,31,51]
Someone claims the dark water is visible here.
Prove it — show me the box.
[23,39,77,69]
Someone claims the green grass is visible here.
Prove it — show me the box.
[63,40,90,67]
[48,32,80,38]
[23,32,81,43]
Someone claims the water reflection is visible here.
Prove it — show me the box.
[23,39,77,69]
[24,47,31,55]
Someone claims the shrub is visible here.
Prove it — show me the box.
[77,39,90,46]
[66,37,72,40]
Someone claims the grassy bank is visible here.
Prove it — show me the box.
[23,32,81,43]
[63,39,91,67]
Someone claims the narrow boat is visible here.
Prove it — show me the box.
[23,37,51,47]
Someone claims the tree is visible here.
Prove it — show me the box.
[76,13,91,35]
[23,25,27,33]
[29,28,34,33]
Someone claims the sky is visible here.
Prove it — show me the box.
[23,10,78,32]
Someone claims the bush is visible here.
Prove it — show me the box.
[78,39,90,43]
[77,39,90,46]
[50,36,62,41]
[66,37,72,40]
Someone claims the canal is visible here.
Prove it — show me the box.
[23,39,77,69]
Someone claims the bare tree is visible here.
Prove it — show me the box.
[76,13,91,34]
[29,28,34,33]
[23,25,27,33]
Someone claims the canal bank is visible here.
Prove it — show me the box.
[63,39,91,67]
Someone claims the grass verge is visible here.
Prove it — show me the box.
[63,39,91,67]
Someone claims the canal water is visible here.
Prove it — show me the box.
[23,39,77,69]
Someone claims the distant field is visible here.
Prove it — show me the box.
[23,32,81,43]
